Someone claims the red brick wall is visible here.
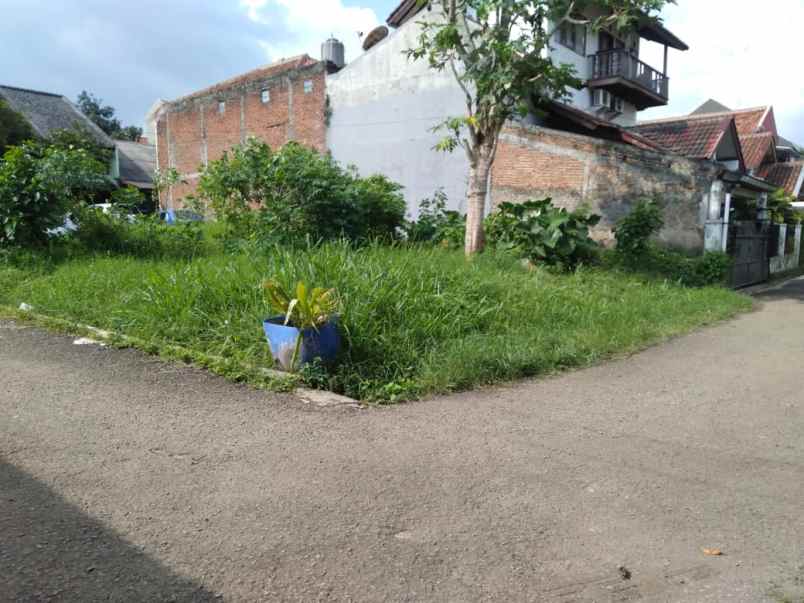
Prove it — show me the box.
[156,63,327,208]
[491,125,719,250]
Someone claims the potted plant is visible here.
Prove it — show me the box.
[262,280,341,371]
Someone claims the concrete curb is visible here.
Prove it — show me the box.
[2,306,363,409]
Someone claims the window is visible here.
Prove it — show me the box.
[591,89,624,114]
[558,21,586,56]
[303,80,314,94]
[218,100,226,114]
[261,89,270,104]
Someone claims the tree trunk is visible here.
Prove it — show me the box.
[465,143,494,256]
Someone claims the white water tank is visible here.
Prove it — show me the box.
[321,38,345,71]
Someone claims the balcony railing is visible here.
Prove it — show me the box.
[589,48,669,103]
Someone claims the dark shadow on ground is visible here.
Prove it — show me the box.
[0,460,218,602]
[755,276,804,302]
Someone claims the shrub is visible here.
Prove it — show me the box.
[485,199,600,271]
[615,200,664,259]
[70,206,205,259]
[405,190,465,248]
[197,139,406,244]
[0,140,110,247]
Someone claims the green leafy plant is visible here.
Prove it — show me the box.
[70,206,205,259]
[615,200,664,259]
[197,139,405,245]
[405,190,466,248]
[263,279,339,370]
[0,140,110,247]
[485,199,600,271]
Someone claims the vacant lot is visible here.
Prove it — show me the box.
[0,244,751,400]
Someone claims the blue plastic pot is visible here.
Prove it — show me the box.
[262,316,341,371]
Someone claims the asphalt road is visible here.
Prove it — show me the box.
[2,279,803,602]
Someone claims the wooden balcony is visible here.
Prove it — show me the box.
[588,49,669,110]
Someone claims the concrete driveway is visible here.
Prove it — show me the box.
[2,278,803,602]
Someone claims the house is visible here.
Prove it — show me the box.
[0,84,157,198]
[632,101,803,285]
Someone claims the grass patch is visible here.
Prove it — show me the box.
[0,243,753,402]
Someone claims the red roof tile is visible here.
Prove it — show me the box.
[631,115,733,159]
[758,162,804,197]
[171,55,319,104]
[741,132,776,171]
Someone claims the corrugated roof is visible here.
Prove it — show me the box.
[170,55,319,105]
[0,84,114,147]
[116,140,155,188]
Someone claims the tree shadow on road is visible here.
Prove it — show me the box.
[0,459,219,602]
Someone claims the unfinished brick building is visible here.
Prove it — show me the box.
[154,55,327,205]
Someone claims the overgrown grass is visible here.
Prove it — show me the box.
[0,243,752,401]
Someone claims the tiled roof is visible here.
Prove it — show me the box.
[758,162,804,198]
[116,140,155,188]
[0,84,114,147]
[741,132,776,171]
[631,115,733,159]
[171,55,319,104]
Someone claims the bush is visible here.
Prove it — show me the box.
[197,139,406,244]
[607,245,732,288]
[0,140,110,247]
[405,190,465,248]
[70,206,206,259]
[615,200,663,259]
[485,199,600,271]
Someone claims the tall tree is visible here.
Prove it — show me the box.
[76,90,143,142]
[407,0,671,256]
[0,100,34,154]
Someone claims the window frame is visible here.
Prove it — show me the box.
[260,88,271,104]
[558,21,587,56]
[217,100,226,115]
[303,80,314,94]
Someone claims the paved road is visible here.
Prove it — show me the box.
[2,279,804,602]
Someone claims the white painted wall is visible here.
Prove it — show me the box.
[326,13,470,218]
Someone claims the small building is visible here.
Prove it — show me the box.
[0,84,157,202]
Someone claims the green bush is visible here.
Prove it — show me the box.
[615,200,664,259]
[0,140,110,247]
[405,190,465,248]
[485,199,600,271]
[70,206,206,259]
[197,139,406,244]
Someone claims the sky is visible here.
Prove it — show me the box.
[0,0,801,143]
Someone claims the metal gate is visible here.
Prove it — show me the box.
[726,221,770,289]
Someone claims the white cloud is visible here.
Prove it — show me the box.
[639,0,804,141]
[240,0,380,63]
